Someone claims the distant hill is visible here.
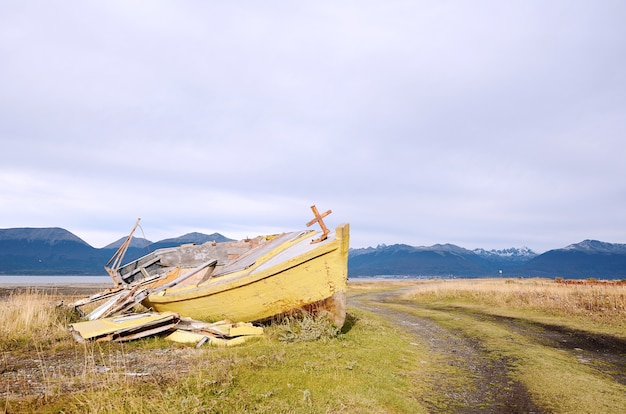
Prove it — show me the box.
[0,227,90,245]
[0,228,233,275]
[0,228,104,275]
[519,240,626,279]
[104,236,153,249]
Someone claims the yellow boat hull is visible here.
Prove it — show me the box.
[143,223,349,327]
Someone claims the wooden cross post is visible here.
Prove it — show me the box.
[306,205,332,243]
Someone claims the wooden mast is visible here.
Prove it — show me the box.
[105,218,141,286]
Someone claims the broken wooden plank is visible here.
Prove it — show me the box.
[69,312,179,343]
[177,317,232,332]
[84,290,129,320]
[71,287,125,308]
[150,259,218,294]
[176,318,263,337]
[85,285,146,320]
[206,336,250,347]
[207,321,264,337]
[165,329,253,347]
[165,329,209,345]
[228,322,264,337]
[72,272,164,317]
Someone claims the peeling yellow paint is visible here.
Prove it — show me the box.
[143,224,349,327]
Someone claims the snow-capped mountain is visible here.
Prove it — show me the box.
[561,239,626,254]
[349,240,626,278]
[472,247,537,262]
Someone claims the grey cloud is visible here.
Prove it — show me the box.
[1,1,625,252]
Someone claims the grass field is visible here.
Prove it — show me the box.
[1,278,625,413]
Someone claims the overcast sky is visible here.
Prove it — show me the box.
[1,1,625,253]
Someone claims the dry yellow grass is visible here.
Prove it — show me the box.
[347,279,427,291]
[401,278,626,330]
[0,289,75,343]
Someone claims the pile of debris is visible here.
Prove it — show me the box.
[70,259,217,321]
[67,244,262,347]
[69,311,263,347]
[67,258,264,347]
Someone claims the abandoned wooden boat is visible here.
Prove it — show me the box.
[144,222,349,326]
[80,207,350,327]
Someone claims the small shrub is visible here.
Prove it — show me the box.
[270,312,340,342]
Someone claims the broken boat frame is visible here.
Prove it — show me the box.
[70,206,349,342]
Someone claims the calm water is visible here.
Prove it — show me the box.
[0,275,112,285]
[349,275,452,282]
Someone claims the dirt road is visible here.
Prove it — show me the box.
[349,286,626,413]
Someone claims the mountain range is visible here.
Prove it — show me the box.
[0,227,233,276]
[349,241,626,279]
[1,227,625,279]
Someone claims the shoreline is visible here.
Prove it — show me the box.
[0,282,112,298]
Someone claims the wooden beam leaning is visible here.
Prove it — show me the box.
[306,205,332,243]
